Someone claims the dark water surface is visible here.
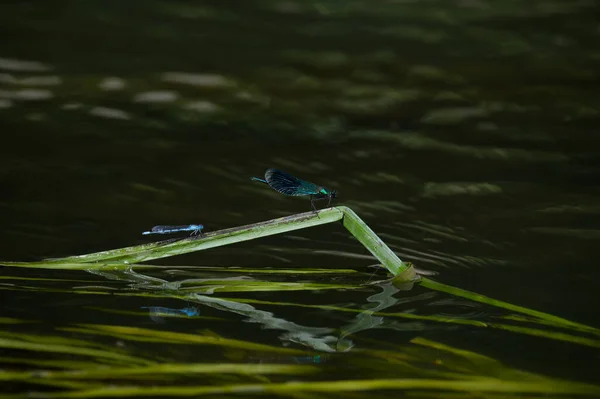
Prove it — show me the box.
[1,1,600,397]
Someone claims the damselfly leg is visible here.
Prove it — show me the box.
[310,195,317,211]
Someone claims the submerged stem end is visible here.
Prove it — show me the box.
[391,262,418,286]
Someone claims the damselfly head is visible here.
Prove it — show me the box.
[330,190,337,198]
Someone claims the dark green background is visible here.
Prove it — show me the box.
[1,0,599,393]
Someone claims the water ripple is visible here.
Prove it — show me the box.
[0,57,51,72]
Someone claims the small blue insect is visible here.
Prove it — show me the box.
[141,224,204,237]
[141,306,200,323]
[251,168,337,210]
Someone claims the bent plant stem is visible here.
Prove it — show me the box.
[2,206,596,336]
[2,206,416,281]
